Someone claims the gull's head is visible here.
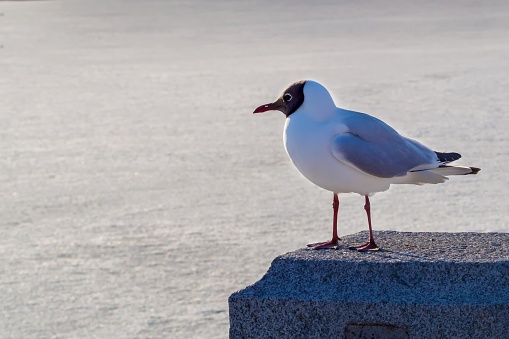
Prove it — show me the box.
[253,80,335,117]
[253,80,306,117]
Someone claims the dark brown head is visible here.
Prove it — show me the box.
[253,80,306,117]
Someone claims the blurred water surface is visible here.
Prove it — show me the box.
[1,0,508,337]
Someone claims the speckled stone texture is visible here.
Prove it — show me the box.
[229,231,509,339]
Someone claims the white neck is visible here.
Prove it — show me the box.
[297,81,337,121]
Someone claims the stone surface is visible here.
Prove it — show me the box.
[345,324,409,339]
[229,231,509,338]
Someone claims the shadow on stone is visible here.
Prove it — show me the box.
[229,231,509,338]
[345,323,408,339]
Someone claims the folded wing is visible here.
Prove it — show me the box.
[330,111,439,178]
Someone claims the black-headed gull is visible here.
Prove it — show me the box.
[253,80,480,251]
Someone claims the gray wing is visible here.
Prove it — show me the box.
[331,111,438,178]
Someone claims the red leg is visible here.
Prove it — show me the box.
[349,195,379,252]
[307,193,341,249]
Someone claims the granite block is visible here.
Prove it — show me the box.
[229,231,509,338]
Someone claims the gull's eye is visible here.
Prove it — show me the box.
[283,93,292,102]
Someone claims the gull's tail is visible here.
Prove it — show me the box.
[392,151,480,185]
[432,151,480,176]
[430,165,480,176]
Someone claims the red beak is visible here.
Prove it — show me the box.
[253,103,277,114]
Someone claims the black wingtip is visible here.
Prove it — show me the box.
[435,151,462,163]
[469,167,481,175]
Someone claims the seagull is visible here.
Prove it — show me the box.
[253,80,480,251]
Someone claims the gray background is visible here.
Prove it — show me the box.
[1,0,508,338]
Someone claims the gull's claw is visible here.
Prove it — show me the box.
[307,239,341,250]
[348,241,379,252]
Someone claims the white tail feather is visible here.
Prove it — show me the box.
[392,165,478,186]
[430,166,476,176]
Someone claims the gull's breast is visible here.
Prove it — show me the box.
[283,115,392,195]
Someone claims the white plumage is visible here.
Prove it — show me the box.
[283,81,474,196]
[254,80,479,251]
